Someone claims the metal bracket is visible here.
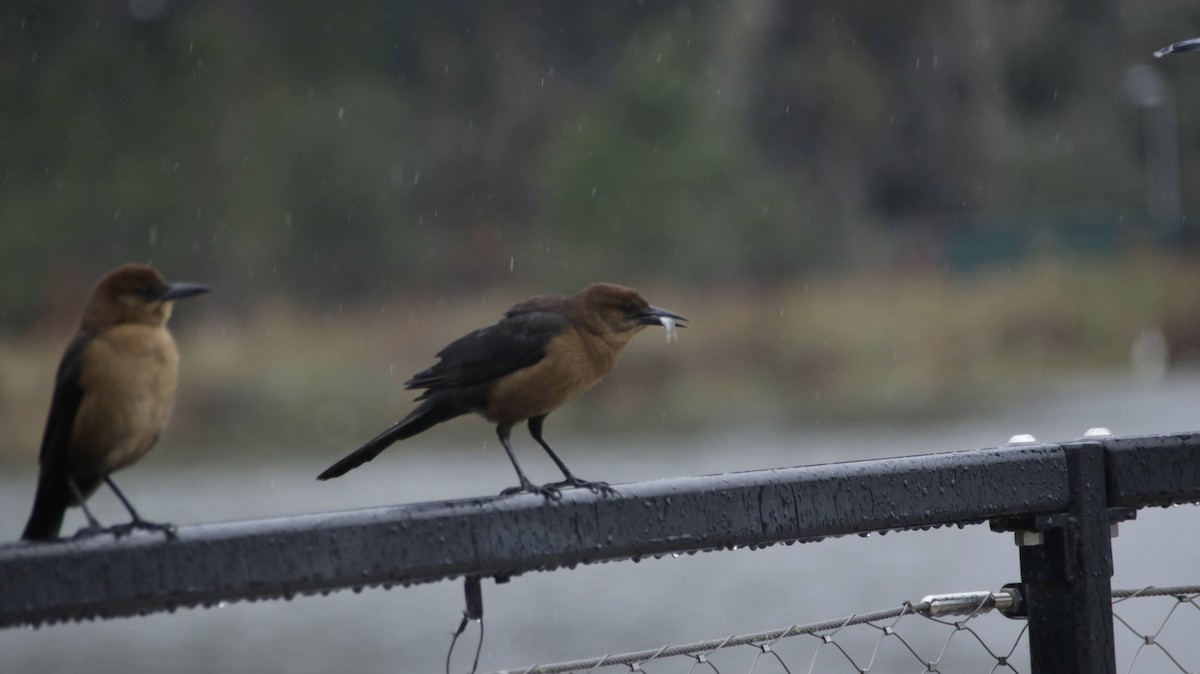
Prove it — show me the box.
[989,507,1136,547]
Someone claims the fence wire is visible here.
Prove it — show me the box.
[483,586,1200,674]
[1113,586,1200,674]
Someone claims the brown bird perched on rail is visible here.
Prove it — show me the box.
[317,283,686,497]
[21,264,209,541]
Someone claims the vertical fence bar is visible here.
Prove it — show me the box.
[1019,442,1116,674]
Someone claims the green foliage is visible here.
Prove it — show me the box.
[2,2,1199,324]
[544,24,837,283]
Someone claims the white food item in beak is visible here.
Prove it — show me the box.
[660,316,678,343]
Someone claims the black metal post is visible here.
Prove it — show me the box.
[1018,442,1116,674]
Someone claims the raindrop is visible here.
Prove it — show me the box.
[590,186,597,197]
[1131,329,1168,380]
[129,0,166,21]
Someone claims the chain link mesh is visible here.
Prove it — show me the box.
[482,586,1200,674]
[1113,586,1200,674]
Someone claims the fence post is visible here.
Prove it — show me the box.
[1017,443,1116,674]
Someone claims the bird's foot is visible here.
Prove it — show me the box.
[109,518,178,540]
[71,524,108,540]
[500,479,562,500]
[545,476,616,496]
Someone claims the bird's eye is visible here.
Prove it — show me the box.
[619,302,637,315]
[138,284,159,298]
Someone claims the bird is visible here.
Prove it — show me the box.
[317,283,686,497]
[21,264,209,541]
[1156,37,1200,58]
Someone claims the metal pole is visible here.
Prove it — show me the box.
[1018,442,1116,674]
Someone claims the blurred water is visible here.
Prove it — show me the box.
[1,372,1199,673]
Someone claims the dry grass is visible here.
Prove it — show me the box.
[2,253,1197,463]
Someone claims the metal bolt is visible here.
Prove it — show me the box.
[1015,530,1044,546]
[1006,434,1038,445]
[1083,427,1113,438]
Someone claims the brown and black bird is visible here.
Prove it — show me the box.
[317,283,686,496]
[21,264,209,541]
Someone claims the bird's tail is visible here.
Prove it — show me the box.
[21,473,72,541]
[317,394,463,480]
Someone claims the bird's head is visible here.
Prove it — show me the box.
[82,264,209,329]
[574,283,687,341]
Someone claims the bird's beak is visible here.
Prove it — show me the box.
[159,282,210,302]
[637,305,688,328]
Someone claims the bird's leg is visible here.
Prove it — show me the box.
[496,424,560,499]
[104,475,177,539]
[529,416,614,495]
[67,479,106,539]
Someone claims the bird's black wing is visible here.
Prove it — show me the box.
[23,330,95,540]
[39,331,95,465]
[404,309,570,392]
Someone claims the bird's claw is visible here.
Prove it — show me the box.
[500,480,562,500]
[545,477,616,496]
[109,519,178,540]
[71,524,107,540]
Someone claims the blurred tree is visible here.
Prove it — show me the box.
[1,1,1199,326]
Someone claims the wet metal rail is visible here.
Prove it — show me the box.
[1,432,1198,674]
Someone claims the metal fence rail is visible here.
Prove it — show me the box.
[1,431,1198,673]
